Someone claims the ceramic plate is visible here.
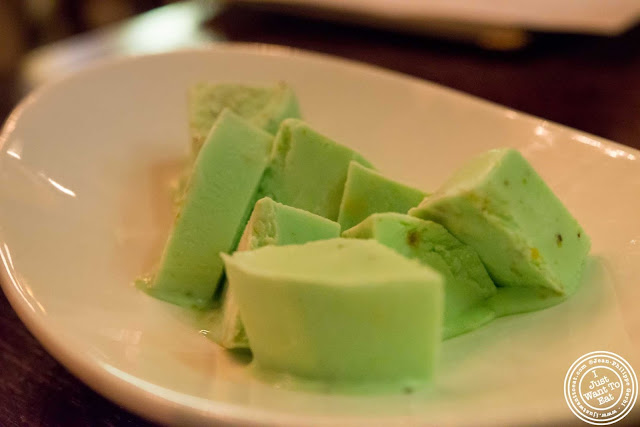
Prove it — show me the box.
[1,45,639,426]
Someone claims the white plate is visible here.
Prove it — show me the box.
[227,0,640,35]
[1,45,639,426]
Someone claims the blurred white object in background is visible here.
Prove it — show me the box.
[226,0,640,36]
[21,1,221,89]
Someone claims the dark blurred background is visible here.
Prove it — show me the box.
[0,0,639,147]
[0,0,177,69]
[1,1,198,81]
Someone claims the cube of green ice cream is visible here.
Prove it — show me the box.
[141,110,273,308]
[189,82,300,156]
[209,197,340,349]
[343,213,497,339]
[259,119,373,221]
[221,238,444,391]
[409,148,591,305]
[338,161,428,231]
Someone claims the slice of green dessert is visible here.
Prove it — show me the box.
[259,119,373,221]
[343,213,497,339]
[211,197,340,349]
[338,161,428,231]
[237,197,340,252]
[409,148,591,311]
[189,82,300,155]
[172,82,300,207]
[141,110,273,308]
[222,238,444,391]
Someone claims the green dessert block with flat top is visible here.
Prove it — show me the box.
[409,148,591,310]
[211,197,340,349]
[338,161,428,231]
[259,119,373,221]
[142,110,273,308]
[222,238,444,391]
[343,213,497,339]
[188,82,300,156]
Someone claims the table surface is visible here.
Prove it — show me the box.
[0,3,639,426]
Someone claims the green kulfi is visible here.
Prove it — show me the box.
[258,119,373,221]
[141,110,273,308]
[338,161,427,231]
[222,238,444,391]
[188,82,300,156]
[172,83,300,207]
[343,213,497,339]
[409,148,591,305]
[211,197,340,349]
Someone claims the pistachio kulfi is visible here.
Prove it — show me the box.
[343,213,496,338]
[173,83,300,207]
[212,197,340,349]
[188,82,300,155]
[409,148,590,304]
[141,110,273,308]
[259,119,373,220]
[222,238,444,391]
[338,161,427,231]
